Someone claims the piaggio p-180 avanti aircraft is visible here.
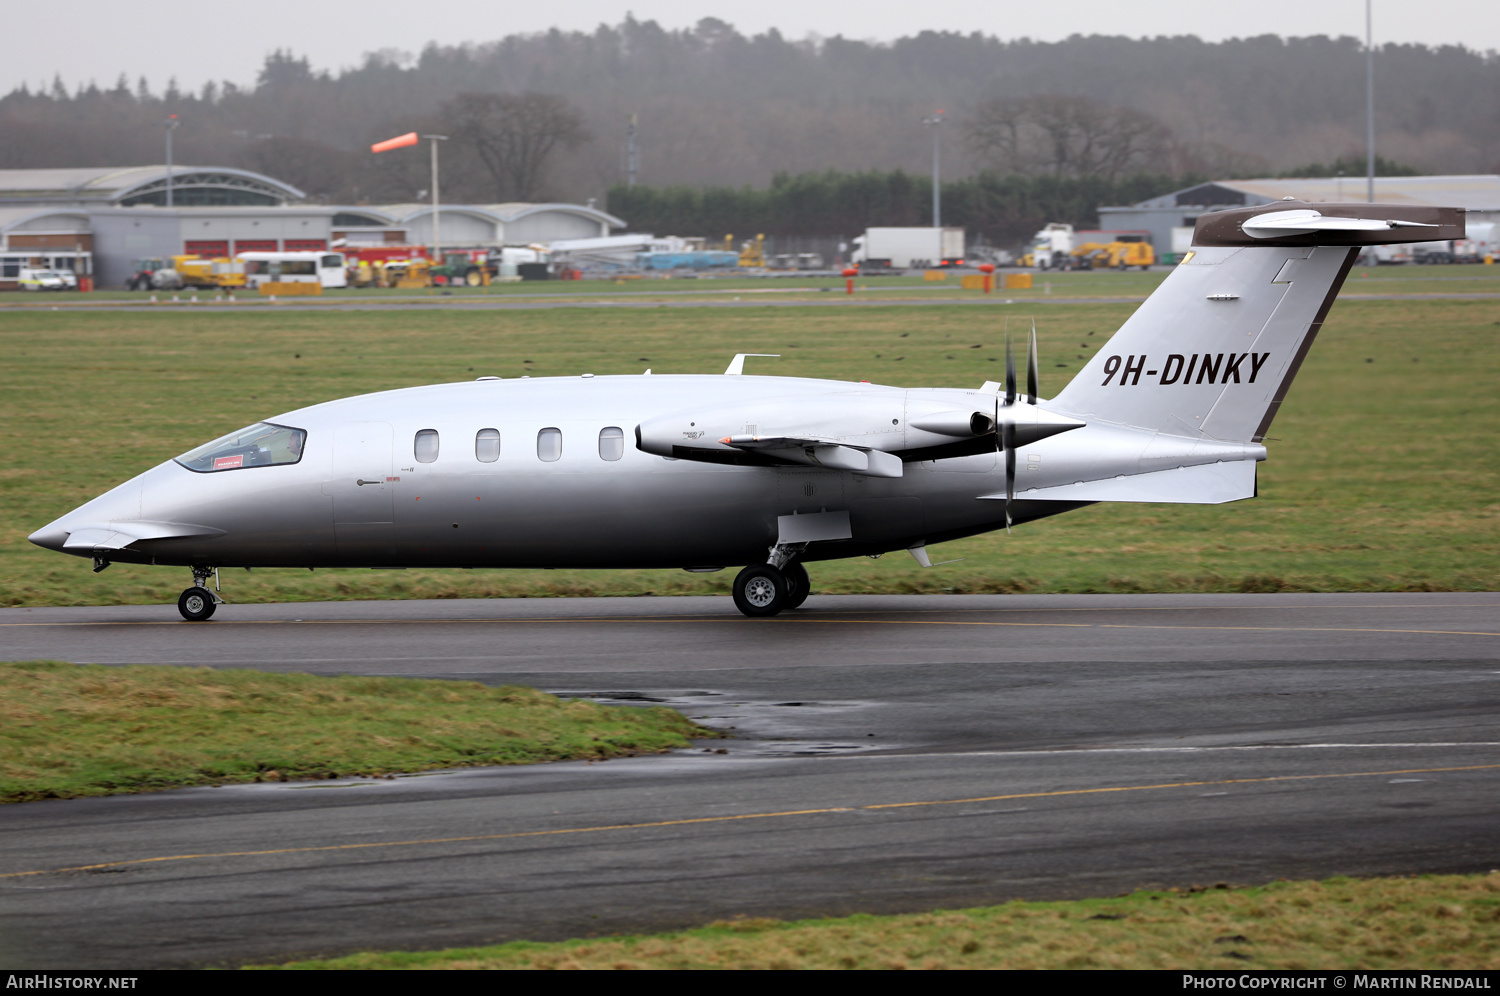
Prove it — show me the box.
[31,200,1464,619]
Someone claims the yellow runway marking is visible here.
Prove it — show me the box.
[5,763,1497,881]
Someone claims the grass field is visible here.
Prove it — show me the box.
[0,661,706,802]
[2,287,1496,608]
[260,873,1500,969]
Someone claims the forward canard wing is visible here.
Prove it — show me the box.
[59,520,226,551]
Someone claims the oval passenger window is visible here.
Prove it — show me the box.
[537,427,562,462]
[598,426,624,461]
[475,428,500,463]
[414,429,439,463]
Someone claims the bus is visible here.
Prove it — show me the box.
[239,251,348,289]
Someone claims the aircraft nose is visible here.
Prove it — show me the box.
[28,520,69,553]
[28,476,146,556]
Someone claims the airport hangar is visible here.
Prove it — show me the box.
[1100,174,1500,258]
[0,165,625,289]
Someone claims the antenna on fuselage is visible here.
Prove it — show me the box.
[724,353,781,376]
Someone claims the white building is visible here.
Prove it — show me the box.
[1099,175,1500,259]
[0,166,624,288]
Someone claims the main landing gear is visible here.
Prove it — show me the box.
[731,550,811,618]
[178,566,223,621]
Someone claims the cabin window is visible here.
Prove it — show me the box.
[175,422,306,473]
[598,426,624,461]
[475,428,500,462]
[414,429,439,463]
[537,427,562,462]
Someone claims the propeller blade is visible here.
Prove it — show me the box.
[1003,421,1016,532]
[1004,332,1017,407]
[1027,319,1039,405]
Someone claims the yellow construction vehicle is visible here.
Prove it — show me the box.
[725,233,765,268]
[1070,241,1156,271]
[380,258,435,289]
[171,255,247,289]
[351,259,380,288]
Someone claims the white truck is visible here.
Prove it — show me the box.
[1454,221,1497,263]
[1030,223,1076,269]
[852,227,965,269]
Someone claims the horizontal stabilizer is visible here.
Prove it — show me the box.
[1241,209,1439,239]
[1195,201,1464,248]
[986,459,1257,505]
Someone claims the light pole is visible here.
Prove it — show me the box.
[424,134,449,264]
[627,113,639,189]
[1365,0,1376,202]
[372,131,447,263]
[923,111,944,228]
[164,114,179,207]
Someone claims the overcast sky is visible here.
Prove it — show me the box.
[6,0,1496,96]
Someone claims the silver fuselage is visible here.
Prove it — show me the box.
[31,374,1106,571]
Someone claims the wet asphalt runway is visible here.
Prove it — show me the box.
[2,592,1498,968]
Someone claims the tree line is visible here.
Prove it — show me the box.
[2,20,1493,214]
[606,170,1205,245]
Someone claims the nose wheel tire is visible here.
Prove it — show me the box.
[732,564,789,617]
[782,561,810,610]
[178,586,217,621]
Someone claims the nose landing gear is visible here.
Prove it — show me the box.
[178,566,223,621]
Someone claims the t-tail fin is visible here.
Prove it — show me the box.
[1048,201,1464,442]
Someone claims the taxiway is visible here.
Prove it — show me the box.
[2,592,1497,968]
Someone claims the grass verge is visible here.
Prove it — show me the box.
[0,661,708,803]
[258,873,1500,969]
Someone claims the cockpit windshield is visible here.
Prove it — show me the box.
[175,422,306,472]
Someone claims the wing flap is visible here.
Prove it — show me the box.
[722,435,904,478]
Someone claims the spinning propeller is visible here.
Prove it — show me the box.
[995,320,1041,532]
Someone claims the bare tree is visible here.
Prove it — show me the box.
[967,95,1173,181]
[444,92,588,202]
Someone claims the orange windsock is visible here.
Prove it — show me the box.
[371,132,419,154]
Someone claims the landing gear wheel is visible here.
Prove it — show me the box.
[732,564,788,618]
[782,561,810,610]
[178,586,216,621]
